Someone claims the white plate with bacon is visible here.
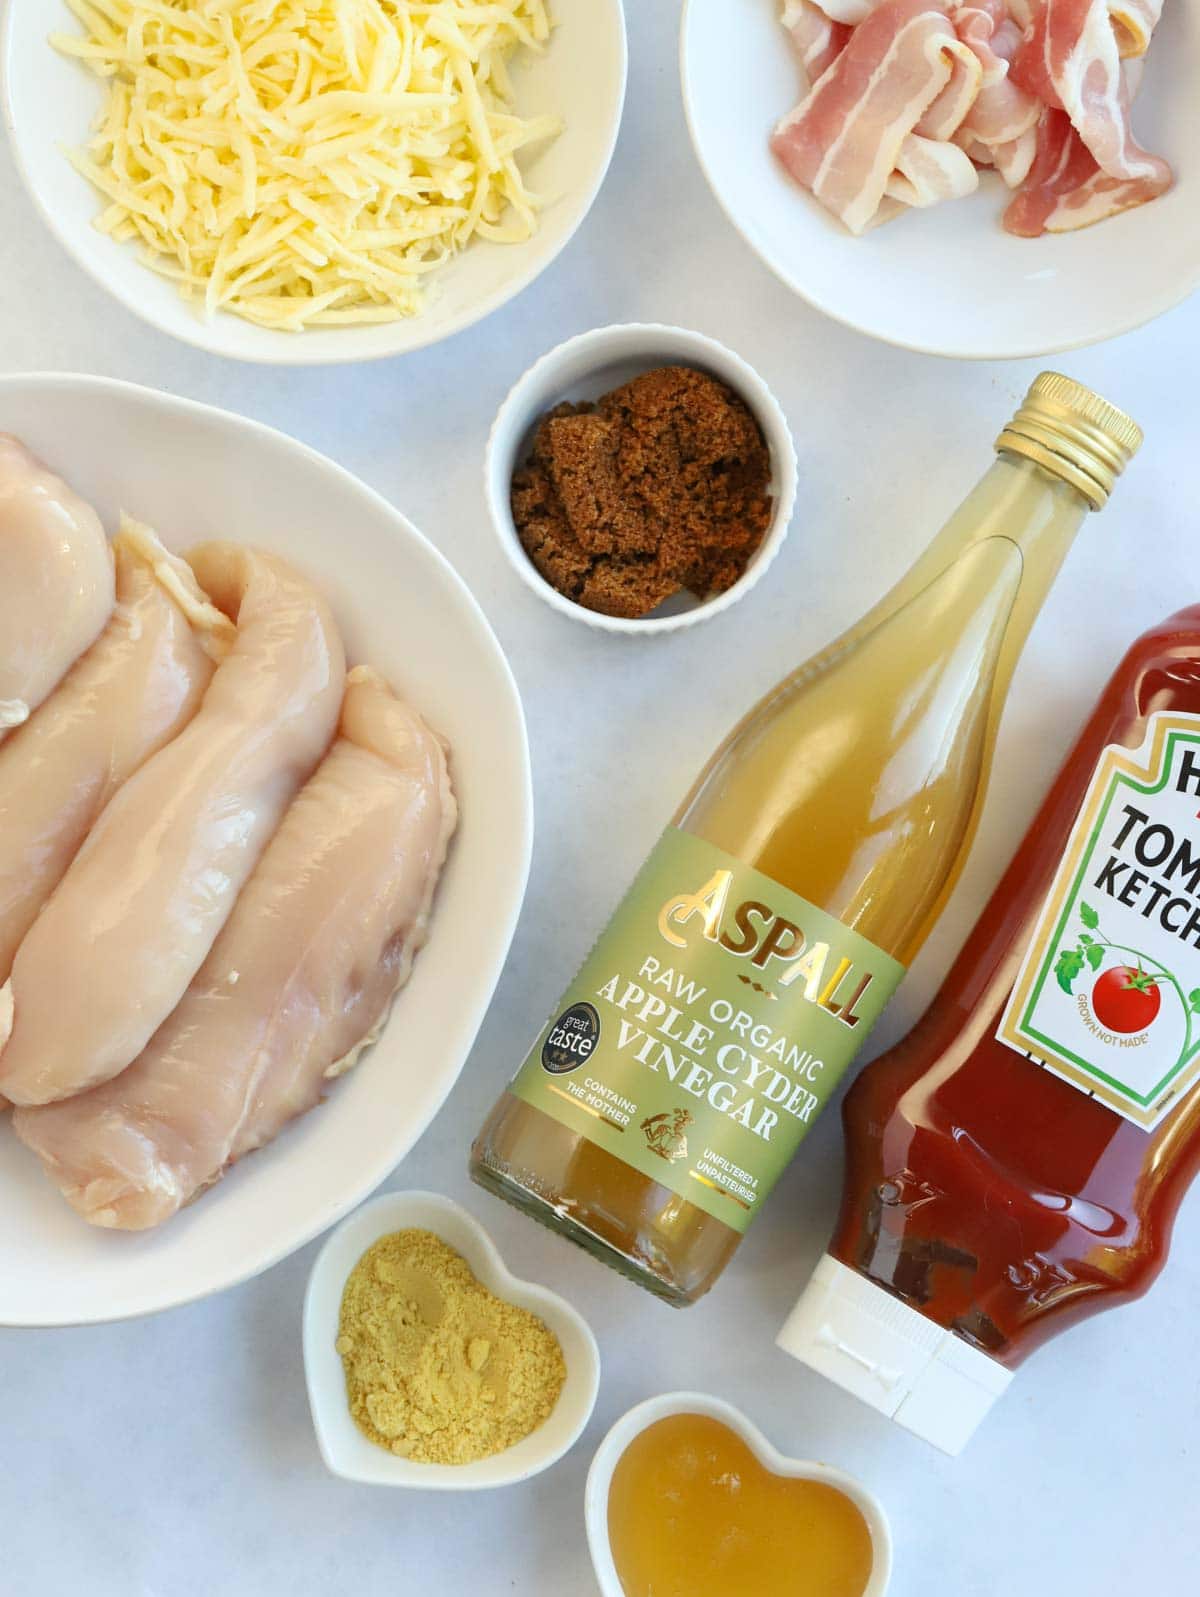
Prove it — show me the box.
[681,1,1199,358]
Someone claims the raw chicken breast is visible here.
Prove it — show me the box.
[0,436,114,740]
[0,542,344,1106]
[14,668,457,1229]
[0,519,231,983]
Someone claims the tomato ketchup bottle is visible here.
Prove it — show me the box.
[777,606,1200,1453]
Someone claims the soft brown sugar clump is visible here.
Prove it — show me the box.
[511,366,773,620]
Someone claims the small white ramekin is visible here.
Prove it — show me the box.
[303,1190,600,1489]
[584,1390,893,1596]
[485,323,797,635]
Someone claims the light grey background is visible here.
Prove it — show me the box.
[2,4,1198,1594]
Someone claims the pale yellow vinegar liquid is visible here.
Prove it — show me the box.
[606,1413,874,1597]
[472,456,1092,1302]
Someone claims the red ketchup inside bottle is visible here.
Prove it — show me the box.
[778,607,1200,1454]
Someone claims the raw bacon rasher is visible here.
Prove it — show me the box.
[1003,103,1168,233]
[780,0,852,91]
[770,0,1172,237]
[771,0,982,234]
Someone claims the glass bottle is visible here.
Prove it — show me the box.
[471,374,1143,1306]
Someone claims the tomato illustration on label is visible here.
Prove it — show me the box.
[1091,966,1162,1035]
[1053,901,1200,1053]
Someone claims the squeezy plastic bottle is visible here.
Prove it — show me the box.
[472,375,1142,1306]
[779,606,1200,1453]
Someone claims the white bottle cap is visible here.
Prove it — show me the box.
[776,1255,1014,1456]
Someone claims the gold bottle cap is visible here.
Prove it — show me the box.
[995,371,1143,511]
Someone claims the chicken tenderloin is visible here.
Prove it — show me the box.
[0,436,115,740]
[0,542,345,1105]
[0,520,231,983]
[14,668,456,1228]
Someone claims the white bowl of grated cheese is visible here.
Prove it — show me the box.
[1,0,627,364]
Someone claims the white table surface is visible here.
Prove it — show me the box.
[2,4,1198,1594]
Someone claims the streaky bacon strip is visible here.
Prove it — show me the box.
[770,0,1171,238]
[1041,164,1170,230]
[1001,100,1165,233]
[1010,2,1064,104]
[916,32,984,142]
[780,0,852,93]
[1011,1,1169,183]
[1002,107,1099,234]
[991,127,1040,187]
[953,3,1041,148]
[959,125,1039,188]
[771,0,980,235]
[887,132,981,206]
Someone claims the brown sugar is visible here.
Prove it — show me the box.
[511,366,774,620]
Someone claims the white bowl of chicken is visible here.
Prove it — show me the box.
[0,373,531,1326]
[680,0,1200,359]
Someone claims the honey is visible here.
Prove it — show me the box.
[606,1412,874,1597]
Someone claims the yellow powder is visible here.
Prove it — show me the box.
[335,1228,567,1465]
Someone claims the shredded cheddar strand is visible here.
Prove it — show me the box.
[53,0,560,331]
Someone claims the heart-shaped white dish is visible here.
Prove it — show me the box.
[303,1190,600,1488]
[585,1391,892,1597]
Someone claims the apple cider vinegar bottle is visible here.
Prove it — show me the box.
[471,375,1143,1305]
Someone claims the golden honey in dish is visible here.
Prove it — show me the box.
[607,1413,874,1597]
[471,375,1143,1304]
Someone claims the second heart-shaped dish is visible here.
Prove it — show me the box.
[585,1390,892,1596]
[303,1190,600,1488]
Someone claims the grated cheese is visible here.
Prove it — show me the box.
[53,0,561,331]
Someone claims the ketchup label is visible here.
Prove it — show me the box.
[507,828,904,1232]
[999,713,1200,1130]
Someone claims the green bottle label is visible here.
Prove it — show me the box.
[508,827,905,1234]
